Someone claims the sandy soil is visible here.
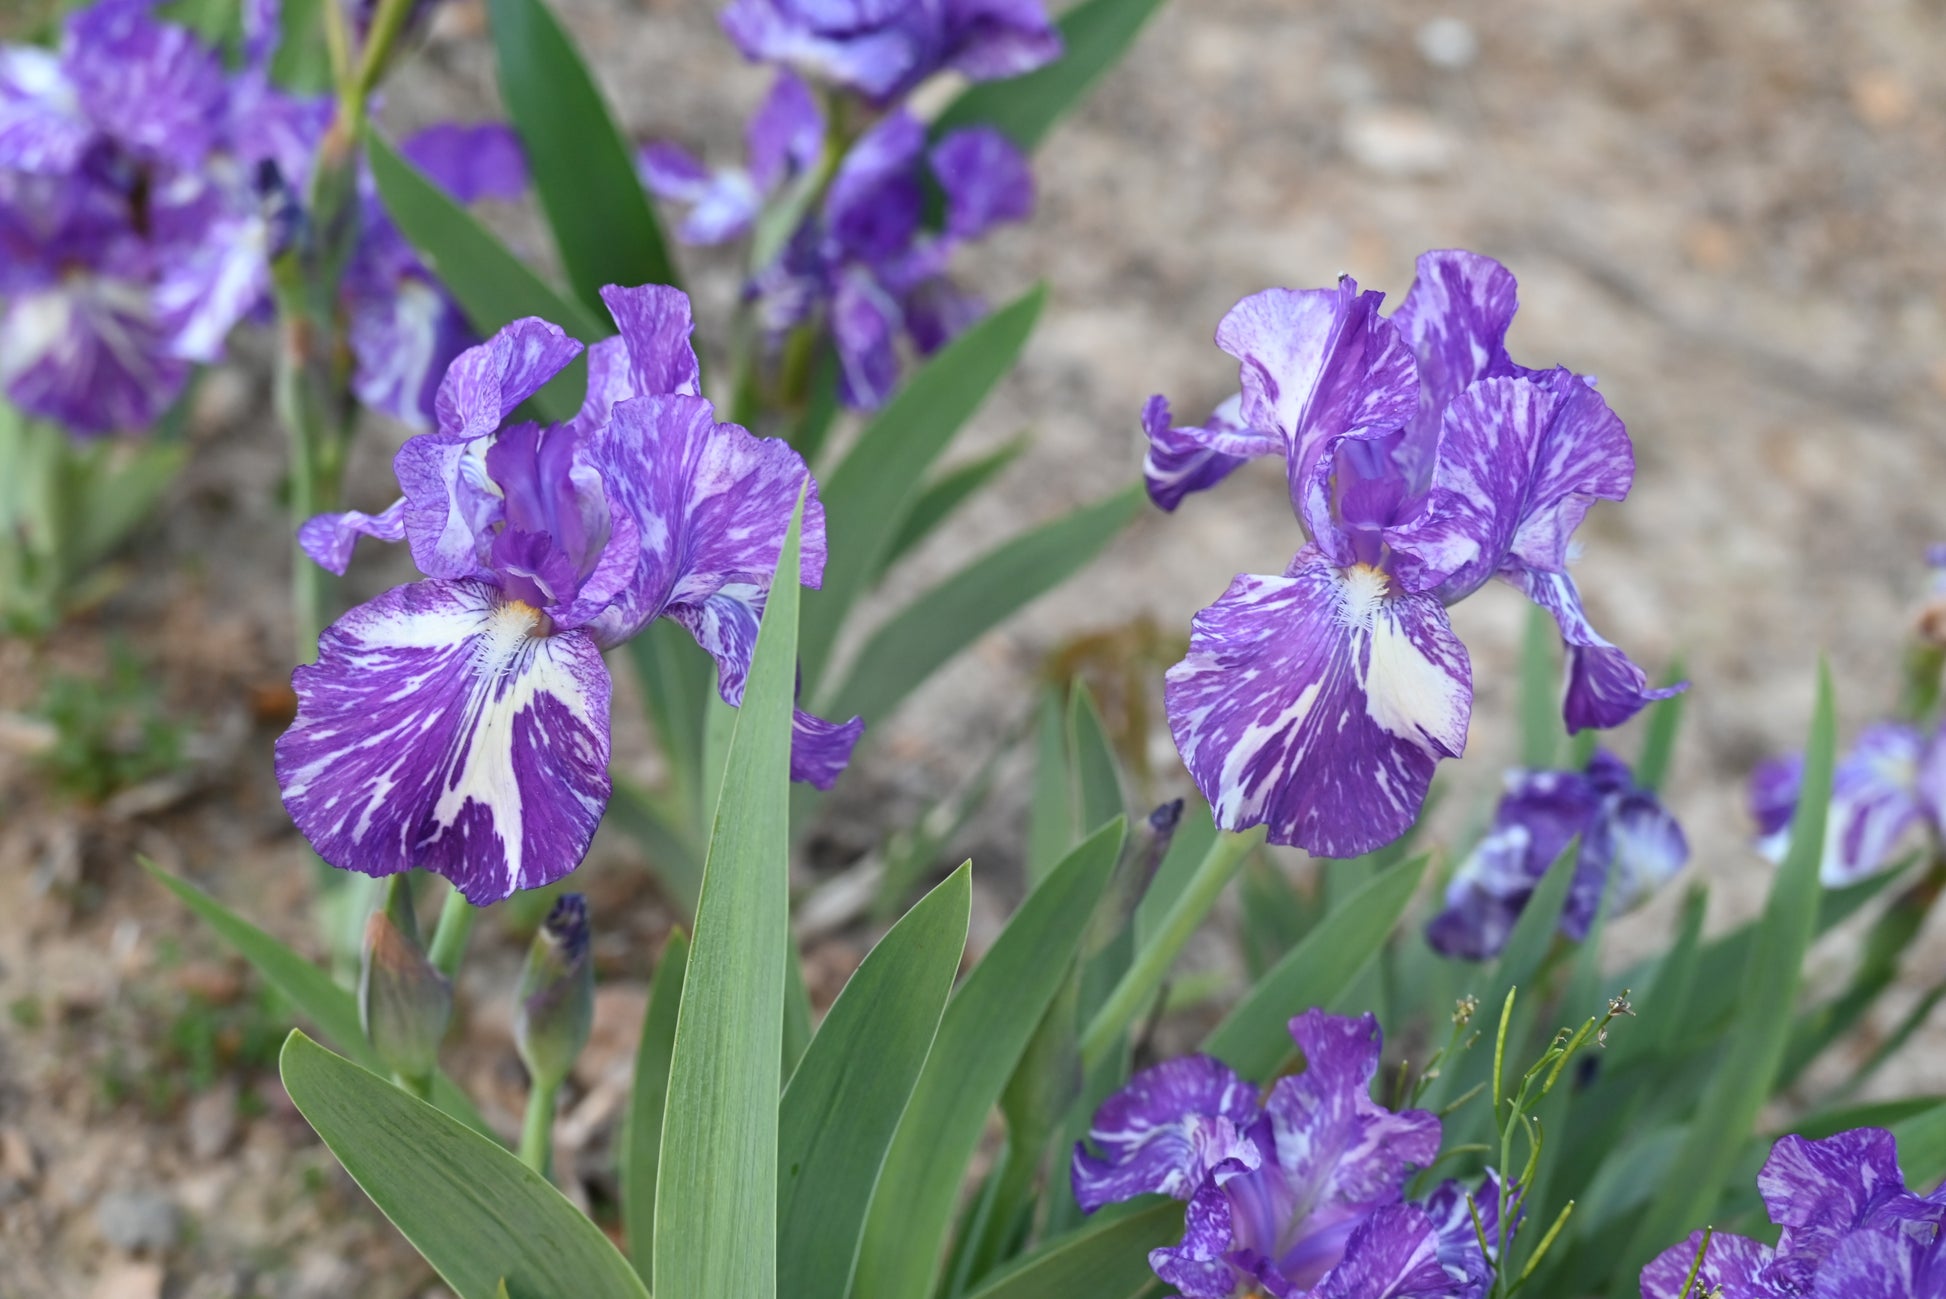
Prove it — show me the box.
[4,0,1945,1293]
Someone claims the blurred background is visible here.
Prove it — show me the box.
[2,0,1944,1294]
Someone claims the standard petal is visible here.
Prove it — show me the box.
[1166,549,1471,858]
[1213,280,1418,554]
[298,498,407,575]
[931,126,1034,240]
[1761,1129,1911,1279]
[432,317,584,441]
[1639,1231,1784,1299]
[597,283,703,400]
[1309,1205,1450,1299]
[395,430,502,580]
[275,580,612,904]
[1821,724,1927,886]
[1072,1054,1264,1213]
[66,0,227,169]
[637,140,713,200]
[1390,249,1523,467]
[744,70,824,192]
[1511,565,1684,733]
[719,0,920,100]
[790,708,863,790]
[585,395,826,650]
[401,122,529,204]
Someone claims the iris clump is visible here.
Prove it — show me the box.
[1073,1009,1510,1298]
[1147,250,1684,860]
[276,284,862,904]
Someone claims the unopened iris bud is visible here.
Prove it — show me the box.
[359,876,453,1089]
[514,894,594,1094]
[1087,799,1186,957]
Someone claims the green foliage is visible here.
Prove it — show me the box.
[31,644,188,802]
[621,927,687,1281]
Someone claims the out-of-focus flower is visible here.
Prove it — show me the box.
[1072,1008,1506,1299]
[644,79,1034,409]
[1427,750,1688,961]
[1151,251,1682,859]
[1639,1127,1946,1298]
[277,286,863,904]
[0,0,320,434]
[1749,721,1946,887]
[718,0,1062,105]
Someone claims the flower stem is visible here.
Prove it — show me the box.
[1078,825,1266,1069]
[519,1077,560,1181]
[427,886,479,981]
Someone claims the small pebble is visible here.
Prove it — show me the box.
[94,1188,183,1253]
[1416,17,1479,70]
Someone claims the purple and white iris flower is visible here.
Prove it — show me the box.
[1640,1126,1946,1298]
[0,0,316,434]
[1749,722,1946,887]
[276,285,863,904]
[642,75,1033,408]
[1072,1008,1507,1299]
[1152,251,1682,859]
[1426,749,1689,961]
[718,0,1062,105]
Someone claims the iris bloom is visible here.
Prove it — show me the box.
[277,285,863,904]
[1427,749,1688,960]
[644,76,1033,408]
[1640,1127,1946,1298]
[1151,251,1681,859]
[1750,722,1946,887]
[1072,1009,1506,1299]
[718,0,1061,105]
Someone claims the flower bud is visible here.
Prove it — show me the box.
[358,875,452,1087]
[514,894,594,1093]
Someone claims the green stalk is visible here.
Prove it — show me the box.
[519,1078,560,1180]
[1078,826,1264,1068]
[427,887,479,980]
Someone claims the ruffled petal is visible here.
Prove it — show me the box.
[1309,1204,1450,1299]
[0,276,187,436]
[1762,1129,1911,1279]
[830,267,903,409]
[1510,564,1684,733]
[395,430,502,579]
[65,0,227,169]
[1385,373,1631,599]
[1142,394,1274,511]
[945,0,1064,81]
[583,394,825,650]
[1166,548,1471,858]
[0,47,92,174]
[597,283,703,401]
[432,316,584,441]
[1072,1054,1263,1213]
[1213,280,1418,557]
[931,126,1033,240]
[298,498,407,574]
[745,70,824,192]
[400,122,529,204]
[1602,786,1690,914]
[790,708,863,789]
[1149,1181,1248,1299]
[349,276,473,430]
[720,0,921,100]
[1421,1172,1511,1299]
[1424,820,1540,962]
[825,110,925,263]
[275,579,612,904]
[1390,249,1523,471]
[1639,1231,1785,1299]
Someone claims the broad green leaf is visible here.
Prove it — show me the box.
[932,0,1168,152]
[1067,680,1125,839]
[147,862,490,1139]
[821,484,1142,723]
[621,927,688,1282]
[881,436,1030,573]
[851,819,1126,1299]
[1893,1101,1946,1188]
[269,0,330,94]
[1204,853,1430,1080]
[1634,661,1687,791]
[280,1033,648,1299]
[485,0,677,319]
[1618,665,1837,1281]
[654,498,805,1299]
[778,866,971,1298]
[1518,601,1560,770]
[800,286,1044,689]
[1025,691,1074,885]
[367,136,605,423]
[961,1201,1186,1299]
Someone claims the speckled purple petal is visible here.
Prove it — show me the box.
[1422,1172,1510,1299]
[719,0,920,100]
[790,708,864,789]
[299,498,407,575]
[1390,249,1522,472]
[745,70,823,192]
[944,0,1063,82]
[1310,1204,1451,1299]
[395,431,502,580]
[1073,1054,1263,1213]
[432,316,584,441]
[1386,373,1632,600]
[1822,725,1927,887]
[597,284,702,401]
[1425,820,1542,962]
[0,275,188,436]
[275,579,612,905]
[1603,786,1690,914]
[0,47,92,174]
[65,0,227,170]
[401,122,529,204]
[583,394,825,653]
[825,110,925,262]
[149,178,271,363]
[931,126,1033,240]
[1150,1181,1248,1299]
[1762,1129,1911,1283]
[1214,280,1418,557]
[1639,1230,1786,1299]
[1809,1223,1946,1299]
[1166,547,1471,858]
[1141,393,1280,511]
[831,268,902,409]
[349,277,473,430]
[1511,565,1684,733]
